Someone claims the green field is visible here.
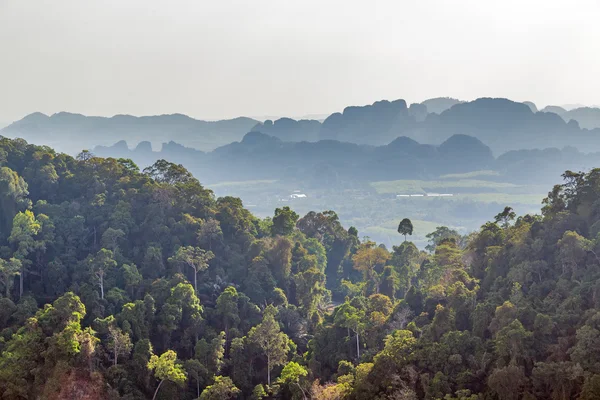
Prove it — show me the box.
[452,193,545,205]
[370,179,519,194]
[210,179,278,189]
[208,177,548,249]
[439,170,501,179]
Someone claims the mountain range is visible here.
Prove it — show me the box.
[540,105,600,130]
[255,98,600,154]
[93,131,600,186]
[0,112,259,154]
[4,97,600,156]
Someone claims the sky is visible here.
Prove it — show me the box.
[1,0,600,124]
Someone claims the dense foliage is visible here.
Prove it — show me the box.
[2,136,600,399]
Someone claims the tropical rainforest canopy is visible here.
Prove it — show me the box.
[1,136,600,399]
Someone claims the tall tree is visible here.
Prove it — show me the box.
[107,325,133,366]
[0,166,30,239]
[248,305,290,385]
[271,206,299,236]
[278,361,309,400]
[352,241,390,294]
[197,218,223,251]
[89,248,117,300]
[494,206,516,228]
[184,359,205,399]
[195,332,226,383]
[8,210,42,298]
[334,302,366,360]
[200,376,240,400]
[143,159,194,185]
[425,226,461,252]
[148,350,187,400]
[169,246,214,294]
[0,258,21,299]
[216,286,240,343]
[397,218,414,242]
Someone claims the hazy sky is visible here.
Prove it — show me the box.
[1,0,600,123]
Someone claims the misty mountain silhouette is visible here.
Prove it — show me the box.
[93,130,600,187]
[540,106,600,130]
[421,97,464,114]
[242,98,600,154]
[94,132,494,184]
[4,97,600,156]
[1,112,259,154]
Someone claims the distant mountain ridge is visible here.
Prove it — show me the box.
[93,130,600,187]
[421,97,464,114]
[5,96,600,155]
[539,106,600,130]
[252,97,600,154]
[94,132,494,185]
[1,111,259,154]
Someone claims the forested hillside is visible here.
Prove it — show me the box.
[2,136,600,399]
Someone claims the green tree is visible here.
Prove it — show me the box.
[168,246,214,294]
[101,227,125,252]
[148,350,187,400]
[8,210,42,298]
[0,257,21,299]
[391,241,421,293]
[334,302,366,360]
[122,263,142,297]
[216,286,240,343]
[185,358,205,399]
[197,218,223,251]
[89,248,117,300]
[158,283,203,353]
[379,265,400,299]
[531,361,583,400]
[557,230,591,278]
[278,361,309,400]
[570,324,600,372]
[487,365,526,400]
[494,319,533,367]
[272,206,299,236]
[425,226,461,252]
[494,206,516,228]
[580,374,600,400]
[397,218,414,242]
[143,159,194,185]
[0,166,30,238]
[431,304,455,341]
[230,337,253,392]
[107,325,133,366]
[200,376,240,400]
[195,332,226,382]
[352,241,390,294]
[252,384,267,400]
[248,305,290,385]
